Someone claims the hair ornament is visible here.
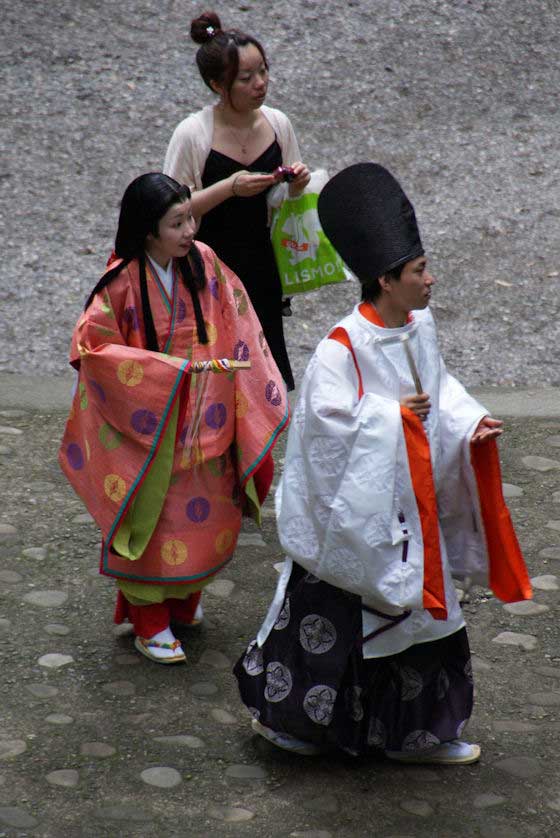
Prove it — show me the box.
[206,25,215,37]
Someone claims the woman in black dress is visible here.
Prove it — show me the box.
[164,10,310,391]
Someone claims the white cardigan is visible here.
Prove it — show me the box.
[163,104,301,207]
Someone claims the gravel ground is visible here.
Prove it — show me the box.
[1,0,559,386]
[1,400,560,837]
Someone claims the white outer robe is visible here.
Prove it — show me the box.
[259,305,494,658]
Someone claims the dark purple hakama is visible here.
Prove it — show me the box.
[234,563,474,755]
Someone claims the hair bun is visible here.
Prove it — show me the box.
[190,10,222,44]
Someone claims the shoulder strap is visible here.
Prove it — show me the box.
[328,327,364,399]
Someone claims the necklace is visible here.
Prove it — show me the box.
[226,123,254,155]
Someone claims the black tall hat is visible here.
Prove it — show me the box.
[317,163,424,282]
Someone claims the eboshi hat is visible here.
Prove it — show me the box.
[317,163,424,282]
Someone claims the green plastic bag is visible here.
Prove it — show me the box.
[270,170,350,296]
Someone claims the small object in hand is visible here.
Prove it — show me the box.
[282,297,292,317]
[275,166,296,183]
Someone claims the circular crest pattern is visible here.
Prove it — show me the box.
[308,435,346,477]
[401,729,440,752]
[264,662,293,703]
[205,402,227,430]
[117,359,144,387]
[303,684,336,726]
[243,641,264,676]
[327,546,365,585]
[99,422,123,451]
[66,443,84,470]
[161,539,188,566]
[281,516,318,560]
[299,614,337,654]
[265,380,282,407]
[233,340,250,361]
[273,598,291,631]
[363,513,390,547]
[186,496,210,523]
[104,473,126,503]
[131,409,158,435]
[400,666,424,701]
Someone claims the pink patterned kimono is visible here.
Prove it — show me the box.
[59,242,288,595]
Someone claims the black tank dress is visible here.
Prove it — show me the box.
[198,140,294,391]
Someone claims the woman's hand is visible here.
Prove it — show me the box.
[230,171,276,197]
[288,162,311,196]
[401,393,431,421]
[471,416,503,445]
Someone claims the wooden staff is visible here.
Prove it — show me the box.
[400,334,423,395]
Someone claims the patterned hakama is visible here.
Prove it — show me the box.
[234,562,473,755]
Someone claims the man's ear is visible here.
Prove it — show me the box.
[378,274,390,293]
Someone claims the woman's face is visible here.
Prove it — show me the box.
[145,199,196,266]
[222,43,269,111]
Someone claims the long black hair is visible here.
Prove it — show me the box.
[85,173,208,348]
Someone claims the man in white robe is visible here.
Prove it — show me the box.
[234,163,531,763]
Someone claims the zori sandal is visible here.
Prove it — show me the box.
[134,635,186,664]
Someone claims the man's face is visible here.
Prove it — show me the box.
[388,256,435,313]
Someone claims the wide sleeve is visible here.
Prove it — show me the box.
[203,249,290,507]
[437,355,531,602]
[276,338,426,613]
[59,276,191,554]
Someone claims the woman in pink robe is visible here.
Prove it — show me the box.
[59,173,288,663]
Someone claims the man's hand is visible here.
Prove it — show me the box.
[401,393,431,421]
[471,416,503,445]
